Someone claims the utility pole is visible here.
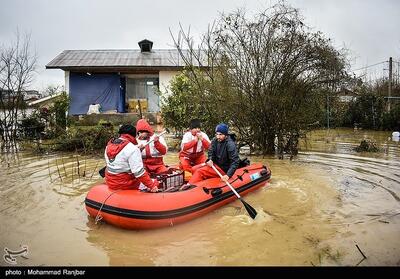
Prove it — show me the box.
[326,93,330,130]
[387,57,392,112]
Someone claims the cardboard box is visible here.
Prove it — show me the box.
[128,99,148,113]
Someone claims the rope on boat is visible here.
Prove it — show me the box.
[95,189,123,225]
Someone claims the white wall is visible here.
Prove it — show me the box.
[159,70,179,96]
[64,71,70,95]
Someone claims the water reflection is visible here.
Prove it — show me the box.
[301,129,399,161]
[83,159,341,266]
[85,212,222,266]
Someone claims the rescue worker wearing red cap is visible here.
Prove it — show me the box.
[136,119,169,174]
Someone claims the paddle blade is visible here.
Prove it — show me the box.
[240,198,257,219]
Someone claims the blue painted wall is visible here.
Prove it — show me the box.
[69,73,125,115]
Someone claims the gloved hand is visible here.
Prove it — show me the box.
[221,175,229,182]
[150,179,159,192]
[196,133,203,141]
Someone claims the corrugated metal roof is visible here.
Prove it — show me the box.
[28,92,62,107]
[46,49,200,69]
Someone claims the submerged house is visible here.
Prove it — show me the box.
[46,39,189,118]
[0,89,41,104]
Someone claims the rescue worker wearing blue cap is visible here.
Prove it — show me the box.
[183,123,239,186]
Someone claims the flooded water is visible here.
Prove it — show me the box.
[0,128,399,266]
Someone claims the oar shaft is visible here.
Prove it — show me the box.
[142,130,168,147]
[210,162,258,219]
[210,164,241,199]
[100,130,169,178]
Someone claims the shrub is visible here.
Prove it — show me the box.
[53,125,115,152]
[355,139,379,152]
[18,116,45,139]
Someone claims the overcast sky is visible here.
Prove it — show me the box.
[1,0,399,91]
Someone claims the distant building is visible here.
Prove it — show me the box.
[0,88,13,102]
[28,92,63,109]
[46,39,198,116]
[0,88,41,103]
[336,88,358,103]
[23,90,42,103]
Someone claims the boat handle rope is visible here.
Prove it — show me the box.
[202,165,269,194]
[203,169,250,194]
[94,189,123,225]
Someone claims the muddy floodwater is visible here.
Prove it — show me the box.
[0,128,399,266]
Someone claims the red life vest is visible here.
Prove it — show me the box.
[105,171,140,190]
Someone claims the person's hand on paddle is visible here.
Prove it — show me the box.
[153,135,159,142]
[221,175,229,182]
[196,133,203,141]
[208,161,258,219]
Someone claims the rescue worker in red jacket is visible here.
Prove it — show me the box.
[179,119,211,173]
[104,124,159,192]
[136,119,169,174]
[181,123,239,189]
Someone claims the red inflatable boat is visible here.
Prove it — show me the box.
[85,163,271,230]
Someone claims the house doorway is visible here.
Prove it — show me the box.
[126,77,159,113]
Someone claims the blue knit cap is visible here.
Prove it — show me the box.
[215,123,229,135]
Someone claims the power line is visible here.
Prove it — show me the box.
[350,61,387,72]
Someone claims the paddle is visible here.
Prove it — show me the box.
[209,161,257,219]
[98,128,170,178]
[202,169,249,194]
[138,128,170,151]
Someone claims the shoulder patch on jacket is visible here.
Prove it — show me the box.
[106,138,130,162]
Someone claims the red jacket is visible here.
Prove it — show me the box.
[136,119,168,167]
[104,133,158,190]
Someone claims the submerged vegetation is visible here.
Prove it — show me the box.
[0,31,37,151]
[162,2,350,158]
[51,125,115,153]
[161,2,399,158]
[21,122,116,154]
[2,3,399,158]
[355,139,380,152]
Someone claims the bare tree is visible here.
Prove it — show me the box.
[167,2,349,157]
[42,84,64,97]
[0,31,37,150]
